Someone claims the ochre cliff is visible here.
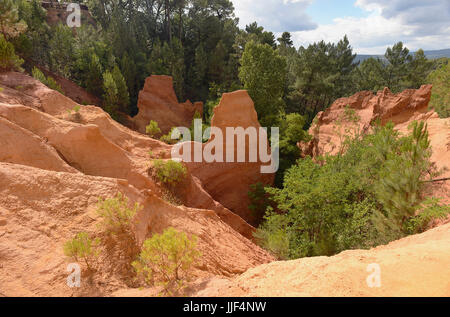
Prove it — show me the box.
[132,75,203,135]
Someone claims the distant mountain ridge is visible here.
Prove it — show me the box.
[355,48,450,63]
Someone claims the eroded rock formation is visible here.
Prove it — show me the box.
[0,72,274,296]
[189,222,450,297]
[182,90,275,224]
[299,85,450,202]
[132,75,203,135]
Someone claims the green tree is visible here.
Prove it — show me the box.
[258,122,436,259]
[63,232,100,271]
[0,34,23,71]
[85,53,104,97]
[239,41,287,127]
[49,24,75,78]
[276,113,310,186]
[111,64,130,113]
[427,59,449,118]
[277,32,293,48]
[132,227,201,295]
[406,49,434,89]
[353,57,386,92]
[0,0,27,38]
[384,42,412,92]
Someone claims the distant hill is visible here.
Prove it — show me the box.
[355,49,450,64]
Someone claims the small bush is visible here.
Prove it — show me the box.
[146,120,161,137]
[32,67,63,93]
[97,192,142,235]
[132,227,201,295]
[63,232,100,270]
[406,198,450,234]
[160,127,181,144]
[152,159,187,186]
[0,34,23,72]
[253,209,290,259]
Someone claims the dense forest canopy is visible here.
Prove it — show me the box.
[1,0,444,121]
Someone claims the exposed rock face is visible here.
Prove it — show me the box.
[191,222,450,297]
[0,72,274,296]
[0,163,272,297]
[133,75,203,135]
[0,72,255,239]
[183,90,275,224]
[299,85,434,158]
[299,85,450,202]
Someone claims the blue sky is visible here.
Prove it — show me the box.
[305,0,368,24]
[232,0,450,54]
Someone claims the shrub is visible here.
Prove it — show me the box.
[0,34,23,72]
[97,192,142,235]
[253,209,290,259]
[63,232,100,270]
[132,227,201,295]
[152,159,187,186]
[427,59,449,118]
[160,127,181,144]
[145,120,161,137]
[32,67,63,93]
[405,198,450,234]
[257,121,435,259]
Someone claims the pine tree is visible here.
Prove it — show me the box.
[0,34,23,71]
[102,70,119,119]
[0,0,27,39]
[85,53,104,97]
[111,64,130,113]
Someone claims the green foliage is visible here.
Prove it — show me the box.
[257,121,435,259]
[286,36,357,122]
[32,67,63,93]
[160,127,181,145]
[111,64,130,113]
[353,42,434,94]
[0,34,23,72]
[0,0,27,38]
[84,53,104,97]
[48,24,74,78]
[239,41,287,127]
[248,182,273,225]
[405,198,450,234]
[374,121,433,228]
[253,210,290,259]
[63,232,100,270]
[145,120,161,137]
[102,70,119,119]
[276,113,311,186]
[152,159,187,186]
[132,227,201,295]
[97,192,142,235]
[427,59,449,118]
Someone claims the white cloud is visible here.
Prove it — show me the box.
[232,0,317,32]
[290,0,450,54]
[232,0,450,54]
